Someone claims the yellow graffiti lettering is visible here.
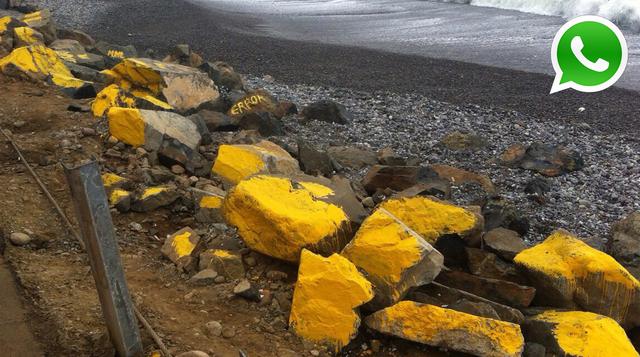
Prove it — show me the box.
[107,50,125,59]
[230,94,268,115]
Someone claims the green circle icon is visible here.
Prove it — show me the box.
[551,16,628,94]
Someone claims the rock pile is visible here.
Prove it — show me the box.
[2,4,639,356]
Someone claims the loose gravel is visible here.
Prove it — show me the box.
[247,75,640,245]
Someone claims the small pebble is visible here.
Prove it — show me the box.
[9,232,32,246]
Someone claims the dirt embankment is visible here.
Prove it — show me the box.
[0,74,442,357]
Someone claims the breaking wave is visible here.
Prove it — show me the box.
[441,0,640,31]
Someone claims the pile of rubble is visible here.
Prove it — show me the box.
[1,4,639,357]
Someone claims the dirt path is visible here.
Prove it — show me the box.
[0,256,44,357]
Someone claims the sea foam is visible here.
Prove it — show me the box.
[467,0,640,31]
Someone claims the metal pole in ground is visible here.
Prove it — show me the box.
[64,160,144,357]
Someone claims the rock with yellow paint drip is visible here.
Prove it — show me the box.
[93,84,173,118]
[0,45,94,98]
[212,141,300,186]
[161,227,200,271]
[131,185,180,212]
[13,26,44,47]
[198,249,245,280]
[342,205,444,309]
[514,229,640,329]
[104,107,210,172]
[290,250,373,352]
[108,107,201,153]
[0,16,25,35]
[49,39,105,70]
[223,175,351,262]
[194,194,224,224]
[373,196,483,246]
[101,172,130,191]
[522,311,639,357]
[108,189,132,213]
[21,10,56,43]
[110,58,220,112]
[365,301,525,357]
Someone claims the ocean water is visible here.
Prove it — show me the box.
[197,0,639,90]
[204,0,640,31]
[460,0,640,31]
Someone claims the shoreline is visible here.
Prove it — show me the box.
[51,0,640,137]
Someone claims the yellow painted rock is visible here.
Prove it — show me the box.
[108,189,132,212]
[0,16,20,34]
[198,249,244,280]
[107,108,200,151]
[21,10,56,43]
[523,310,639,357]
[49,39,105,70]
[93,84,172,117]
[131,185,180,212]
[212,141,300,185]
[375,196,482,246]
[223,175,351,262]
[194,194,224,223]
[227,90,277,118]
[161,227,200,270]
[514,229,640,328]
[0,45,87,89]
[101,172,129,191]
[290,250,373,352]
[342,205,444,309]
[12,26,44,47]
[110,58,219,112]
[365,301,524,357]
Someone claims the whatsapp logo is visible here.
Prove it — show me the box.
[551,15,628,94]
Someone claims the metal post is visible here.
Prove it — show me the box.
[64,161,143,357]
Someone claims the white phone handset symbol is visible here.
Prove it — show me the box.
[571,36,609,72]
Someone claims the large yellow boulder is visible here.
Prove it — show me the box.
[290,250,373,352]
[223,175,351,262]
[365,301,524,357]
[110,58,219,112]
[342,206,444,309]
[212,141,300,185]
[92,83,173,117]
[375,196,482,246]
[523,311,639,357]
[0,45,87,90]
[514,230,640,328]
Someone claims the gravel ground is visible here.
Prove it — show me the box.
[26,0,640,242]
[245,75,640,245]
[29,0,640,137]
